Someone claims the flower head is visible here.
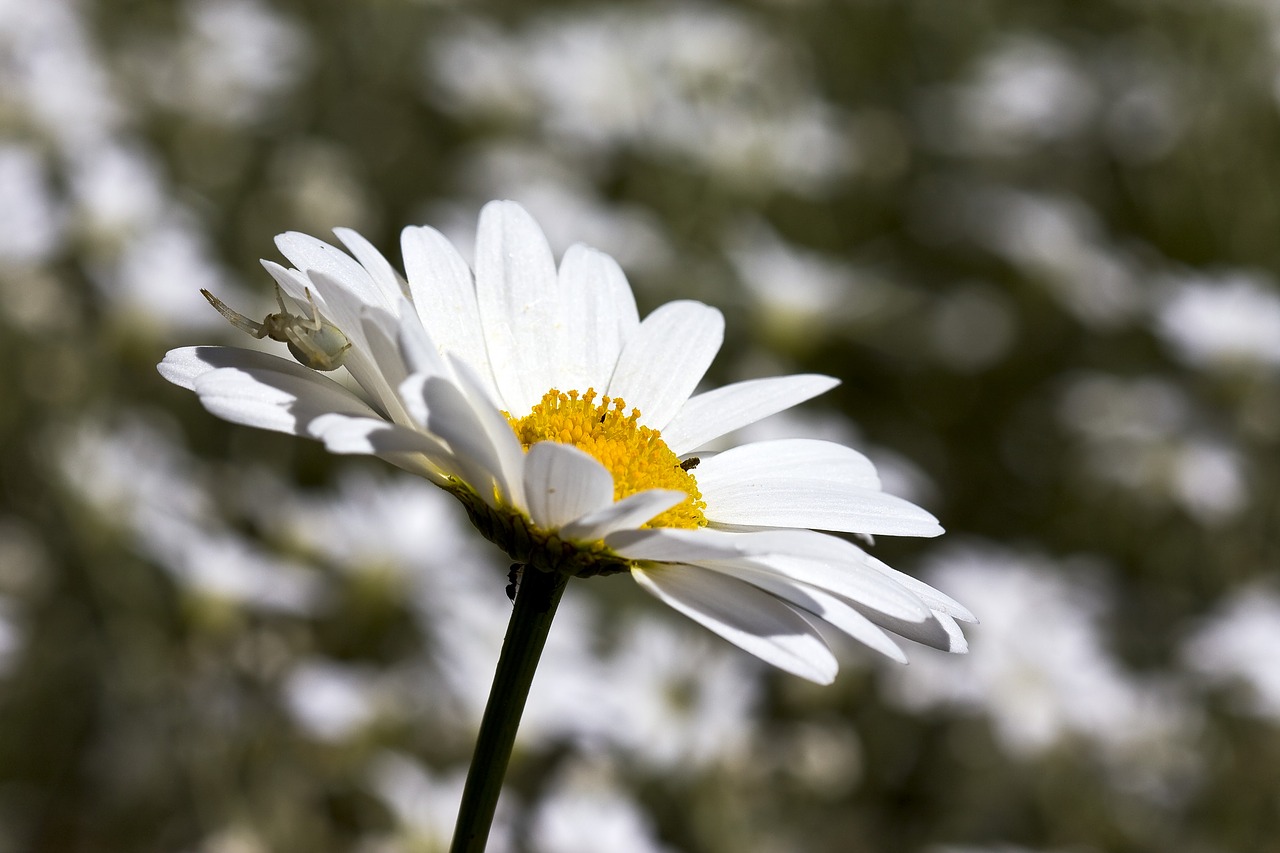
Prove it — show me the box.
[159,200,972,683]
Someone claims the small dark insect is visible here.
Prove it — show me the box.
[506,563,524,604]
[679,456,700,471]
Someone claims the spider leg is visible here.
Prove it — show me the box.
[201,289,269,338]
[299,288,325,333]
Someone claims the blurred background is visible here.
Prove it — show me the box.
[3,0,1280,850]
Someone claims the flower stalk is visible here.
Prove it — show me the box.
[450,565,569,853]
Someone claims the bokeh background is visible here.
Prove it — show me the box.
[4,0,1280,850]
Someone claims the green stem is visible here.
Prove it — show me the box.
[450,566,569,853]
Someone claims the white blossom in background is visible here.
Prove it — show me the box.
[265,469,480,575]
[530,761,676,853]
[929,845,1071,853]
[928,283,1018,373]
[1181,584,1280,719]
[127,0,310,126]
[723,217,904,343]
[0,0,122,149]
[68,142,166,239]
[432,142,673,275]
[261,466,612,753]
[589,614,761,772]
[1056,373,1248,523]
[0,144,64,265]
[188,825,271,853]
[1153,271,1280,370]
[426,5,852,194]
[423,577,608,748]
[102,211,247,331]
[913,181,1143,328]
[887,545,1190,760]
[282,660,385,742]
[0,597,21,677]
[919,36,1097,157]
[58,418,323,613]
[367,753,514,853]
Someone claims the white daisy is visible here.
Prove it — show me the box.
[158,200,972,683]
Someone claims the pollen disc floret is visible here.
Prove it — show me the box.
[508,389,707,530]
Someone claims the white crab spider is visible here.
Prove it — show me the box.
[200,286,352,371]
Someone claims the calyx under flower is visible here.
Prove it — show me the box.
[450,481,633,579]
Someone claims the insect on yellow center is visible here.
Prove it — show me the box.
[507,389,707,530]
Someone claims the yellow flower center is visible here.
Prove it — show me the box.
[507,389,707,530]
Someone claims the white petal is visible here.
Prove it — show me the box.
[608,300,724,430]
[422,373,526,510]
[334,227,405,305]
[661,374,840,455]
[159,345,260,390]
[474,200,561,415]
[559,489,686,541]
[934,612,969,653]
[400,224,497,397]
[852,604,961,652]
[395,299,451,380]
[859,550,978,623]
[522,442,615,530]
[356,303,417,423]
[695,439,880,491]
[701,476,943,537]
[554,244,638,393]
[308,412,447,458]
[690,561,907,663]
[275,230,396,314]
[632,564,838,684]
[260,259,312,304]
[608,526,767,562]
[399,373,430,427]
[609,527,930,623]
[191,357,378,437]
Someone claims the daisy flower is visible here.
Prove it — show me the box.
[158,200,972,685]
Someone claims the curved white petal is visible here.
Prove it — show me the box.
[356,302,419,424]
[522,442,615,530]
[159,345,262,390]
[852,603,961,652]
[701,476,943,537]
[689,560,907,663]
[859,550,978,623]
[661,374,840,455]
[609,527,930,623]
[559,489,687,541]
[275,230,396,315]
[632,564,838,684]
[334,227,406,305]
[607,300,724,430]
[260,258,313,304]
[474,200,561,415]
[695,439,880,491]
[191,356,378,437]
[395,299,451,380]
[554,244,638,393]
[308,412,446,457]
[400,224,496,398]
[422,373,526,510]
